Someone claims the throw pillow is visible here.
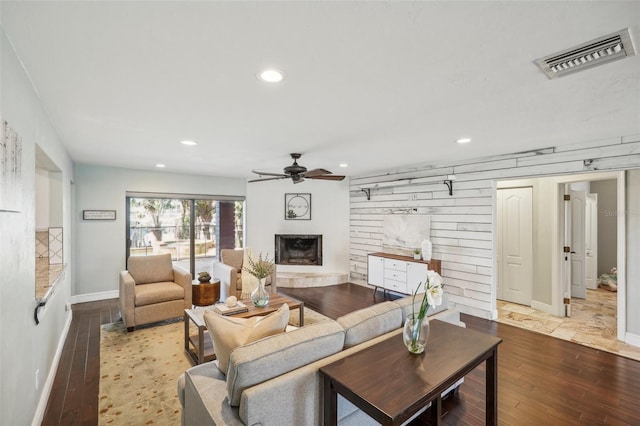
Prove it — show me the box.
[204,303,290,374]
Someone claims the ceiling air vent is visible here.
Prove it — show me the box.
[535,28,636,79]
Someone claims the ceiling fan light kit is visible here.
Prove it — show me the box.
[249,153,346,184]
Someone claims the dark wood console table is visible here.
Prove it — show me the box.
[320,320,502,425]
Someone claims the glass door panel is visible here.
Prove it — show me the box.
[127,195,244,279]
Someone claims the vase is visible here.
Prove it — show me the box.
[421,239,432,261]
[403,314,430,354]
[251,277,270,307]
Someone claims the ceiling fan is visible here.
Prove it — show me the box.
[249,153,346,184]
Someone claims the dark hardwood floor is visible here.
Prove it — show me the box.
[43,284,640,425]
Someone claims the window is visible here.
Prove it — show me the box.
[126,192,244,278]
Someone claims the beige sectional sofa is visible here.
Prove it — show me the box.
[177,296,464,425]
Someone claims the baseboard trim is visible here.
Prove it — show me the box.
[625,331,640,348]
[32,310,73,426]
[530,300,554,316]
[71,290,119,305]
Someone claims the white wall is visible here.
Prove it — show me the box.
[246,178,350,274]
[590,179,617,276]
[35,168,50,229]
[74,164,247,297]
[349,136,640,334]
[1,28,75,426]
[626,169,640,336]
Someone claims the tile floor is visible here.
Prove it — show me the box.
[497,288,640,361]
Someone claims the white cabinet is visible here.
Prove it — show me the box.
[406,262,428,295]
[367,253,440,296]
[383,258,408,293]
[367,255,384,287]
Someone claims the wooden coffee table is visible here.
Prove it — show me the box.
[320,320,502,425]
[184,293,304,365]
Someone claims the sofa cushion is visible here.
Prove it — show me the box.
[134,281,185,306]
[393,293,449,323]
[337,301,402,349]
[226,321,345,406]
[204,304,290,374]
[127,253,174,284]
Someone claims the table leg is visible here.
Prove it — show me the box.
[184,311,189,355]
[198,325,205,364]
[486,348,498,426]
[299,302,305,326]
[322,375,337,426]
[426,396,442,425]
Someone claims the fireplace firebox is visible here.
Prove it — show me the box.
[275,234,322,266]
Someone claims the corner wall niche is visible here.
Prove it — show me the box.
[275,234,322,266]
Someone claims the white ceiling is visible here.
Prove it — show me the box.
[2,1,639,180]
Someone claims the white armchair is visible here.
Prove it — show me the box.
[212,248,277,301]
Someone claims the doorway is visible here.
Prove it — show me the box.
[496,187,533,305]
[496,171,625,342]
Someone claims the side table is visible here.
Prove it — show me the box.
[192,280,220,307]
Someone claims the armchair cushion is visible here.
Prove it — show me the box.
[204,304,290,375]
[127,253,174,284]
[135,281,185,306]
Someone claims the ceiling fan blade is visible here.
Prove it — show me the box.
[303,168,332,178]
[248,176,288,183]
[307,175,346,181]
[251,170,288,177]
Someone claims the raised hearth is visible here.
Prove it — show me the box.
[275,234,322,266]
[277,272,349,288]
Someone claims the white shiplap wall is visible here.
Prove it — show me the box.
[349,135,640,319]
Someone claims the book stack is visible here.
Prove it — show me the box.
[211,301,249,316]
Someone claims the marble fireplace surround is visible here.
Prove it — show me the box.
[274,234,348,287]
[276,271,348,288]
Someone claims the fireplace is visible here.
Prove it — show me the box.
[275,234,323,266]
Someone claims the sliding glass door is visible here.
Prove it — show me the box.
[126,193,244,277]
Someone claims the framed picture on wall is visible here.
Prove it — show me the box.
[285,193,311,220]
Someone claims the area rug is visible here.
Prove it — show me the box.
[99,307,331,425]
[99,318,189,425]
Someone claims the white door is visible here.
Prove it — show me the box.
[585,194,598,290]
[497,188,533,305]
[569,190,587,299]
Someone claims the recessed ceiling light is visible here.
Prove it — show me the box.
[456,138,472,144]
[339,163,348,168]
[180,140,197,146]
[258,68,285,83]
[155,163,166,168]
